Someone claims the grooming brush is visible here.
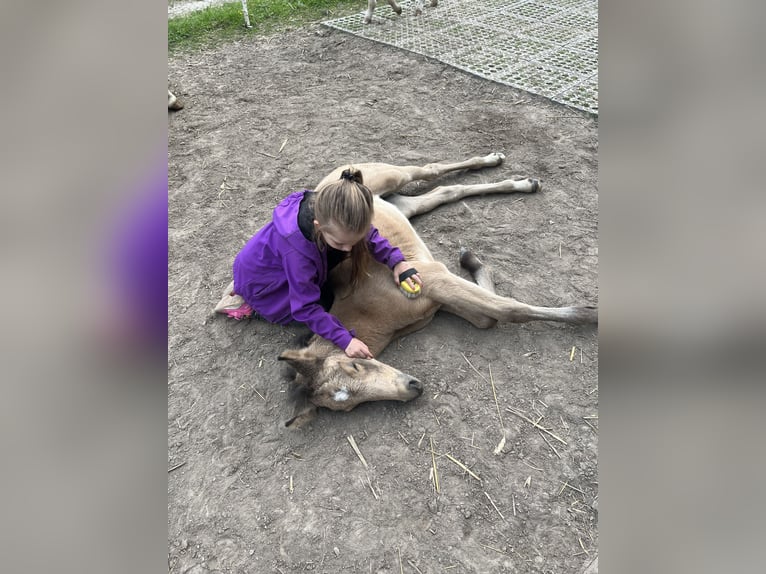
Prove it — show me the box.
[398,268,421,299]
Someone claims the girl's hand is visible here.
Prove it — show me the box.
[345,337,373,359]
[393,261,423,290]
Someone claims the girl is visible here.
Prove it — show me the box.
[214,168,423,359]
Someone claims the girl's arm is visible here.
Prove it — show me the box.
[282,252,355,350]
[289,290,372,358]
[367,226,423,289]
[366,225,405,269]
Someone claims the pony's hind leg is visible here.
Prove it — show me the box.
[419,261,597,327]
[459,248,496,294]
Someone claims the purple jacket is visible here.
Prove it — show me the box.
[233,191,405,350]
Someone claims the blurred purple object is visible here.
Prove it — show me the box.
[110,162,168,353]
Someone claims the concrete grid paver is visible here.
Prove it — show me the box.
[323,0,598,115]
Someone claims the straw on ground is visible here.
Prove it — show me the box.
[507,406,568,445]
[430,436,440,493]
[347,434,368,469]
[444,453,482,483]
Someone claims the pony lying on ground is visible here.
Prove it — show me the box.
[364,0,438,24]
[270,152,597,428]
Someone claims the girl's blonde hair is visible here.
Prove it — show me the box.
[314,167,373,286]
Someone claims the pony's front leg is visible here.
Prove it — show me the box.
[365,152,509,198]
[385,176,540,219]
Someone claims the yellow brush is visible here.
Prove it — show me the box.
[399,280,421,299]
[398,268,421,299]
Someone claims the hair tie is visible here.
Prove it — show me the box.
[340,170,356,182]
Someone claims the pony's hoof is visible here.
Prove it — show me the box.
[487,152,505,165]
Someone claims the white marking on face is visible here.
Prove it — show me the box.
[332,388,350,402]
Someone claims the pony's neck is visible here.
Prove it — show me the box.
[307,335,341,357]
[306,321,394,358]
[327,263,399,356]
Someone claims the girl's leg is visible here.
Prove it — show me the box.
[214,280,254,320]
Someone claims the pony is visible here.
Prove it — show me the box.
[364,0,438,24]
[274,152,597,427]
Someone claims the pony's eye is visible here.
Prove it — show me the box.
[352,362,361,372]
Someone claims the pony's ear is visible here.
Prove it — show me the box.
[278,348,324,383]
[284,404,318,429]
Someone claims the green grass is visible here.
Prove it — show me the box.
[169,0,362,53]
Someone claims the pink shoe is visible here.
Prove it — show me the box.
[219,301,254,320]
[214,282,254,320]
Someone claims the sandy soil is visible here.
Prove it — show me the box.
[168,23,598,574]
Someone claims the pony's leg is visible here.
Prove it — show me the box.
[387,0,403,16]
[364,0,400,23]
[417,262,597,327]
[385,176,540,219]
[414,0,437,15]
[459,248,496,294]
[315,152,507,198]
[363,0,376,23]
[370,152,507,197]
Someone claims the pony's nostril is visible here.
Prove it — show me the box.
[409,379,423,394]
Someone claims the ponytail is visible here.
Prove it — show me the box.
[314,166,374,286]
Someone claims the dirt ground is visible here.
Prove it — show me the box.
[168,22,598,574]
